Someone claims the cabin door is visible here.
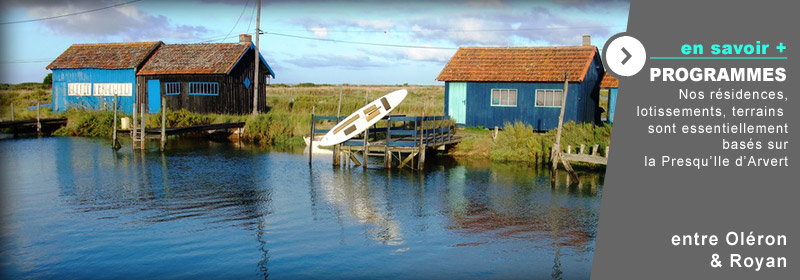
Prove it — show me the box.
[448,82,467,124]
[53,81,66,112]
[147,79,161,113]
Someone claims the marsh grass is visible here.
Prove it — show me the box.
[452,121,612,164]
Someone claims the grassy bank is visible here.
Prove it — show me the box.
[2,82,611,165]
[2,84,443,147]
[0,83,53,121]
[450,121,612,165]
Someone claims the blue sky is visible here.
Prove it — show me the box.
[0,0,629,85]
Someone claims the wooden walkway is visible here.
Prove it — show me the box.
[310,114,462,170]
[0,118,67,134]
[117,122,245,139]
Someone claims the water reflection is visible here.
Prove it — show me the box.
[2,137,604,279]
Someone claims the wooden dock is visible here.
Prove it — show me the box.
[117,122,245,139]
[0,118,67,135]
[310,114,462,170]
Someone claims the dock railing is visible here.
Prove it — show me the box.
[311,114,454,148]
[310,114,458,169]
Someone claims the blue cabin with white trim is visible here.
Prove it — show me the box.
[436,43,604,131]
[47,41,162,114]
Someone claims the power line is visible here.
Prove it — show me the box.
[245,0,258,37]
[265,25,626,34]
[0,0,144,25]
[265,31,457,50]
[220,0,252,43]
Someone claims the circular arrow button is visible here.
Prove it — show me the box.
[604,35,646,77]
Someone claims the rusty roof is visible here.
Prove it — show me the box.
[137,42,264,75]
[46,41,162,70]
[600,73,619,88]
[436,46,598,82]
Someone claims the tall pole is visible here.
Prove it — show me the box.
[252,0,261,116]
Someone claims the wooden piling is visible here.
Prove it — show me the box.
[333,87,343,167]
[36,102,41,134]
[10,103,14,121]
[140,103,145,150]
[112,94,121,150]
[580,144,585,154]
[551,72,579,183]
[385,116,391,168]
[309,106,315,166]
[132,103,137,149]
[362,90,368,169]
[605,146,610,158]
[161,96,167,150]
[418,104,426,170]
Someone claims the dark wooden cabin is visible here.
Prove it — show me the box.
[136,35,275,114]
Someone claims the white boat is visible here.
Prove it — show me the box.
[304,135,333,154]
[317,89,407,147]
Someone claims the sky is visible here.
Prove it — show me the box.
[0,0,630,85]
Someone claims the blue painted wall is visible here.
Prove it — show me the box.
[608,88,618,123]
[444,58,603,131]
[51,68,137,114]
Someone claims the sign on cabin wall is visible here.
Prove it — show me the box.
[94,83,133,96]
[67,83,91,96]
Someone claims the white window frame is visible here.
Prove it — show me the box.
[490,88,517,107]
[93,83,133,96]
[68,83,91,96]
[535,89,564,108]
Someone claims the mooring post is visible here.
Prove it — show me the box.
[385,116,391,168]
[418,106,426,170]
[132,102,137,150]
[112,94,120,150]
[10,103,14,121]
[140,103,145,150]
[309,106,315,167]
[551,72,578,182]
[362,89,369,169]
[333,87,343,167]
[161,95,167,150]
[36,102,41,134]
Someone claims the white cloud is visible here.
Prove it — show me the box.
[18,1,208,41]
[355,19,395,30]
[309,26,328,38]
[403,47,455,62]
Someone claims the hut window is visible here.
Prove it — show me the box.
[490,89,517,107]
[536,89,563,107]
[68,83,91,96]
[189,82,219,96]
[93,83,132,96]
[165,82,181,95]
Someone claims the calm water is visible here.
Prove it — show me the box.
[1,137,603,280]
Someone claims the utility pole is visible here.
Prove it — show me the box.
[252,0,262,116]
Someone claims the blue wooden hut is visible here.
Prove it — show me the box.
[47,41,163,114]
[436,44,604,131]
[600,73,619,124]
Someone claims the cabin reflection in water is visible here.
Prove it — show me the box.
[6,137,603,279]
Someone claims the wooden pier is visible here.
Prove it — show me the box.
[0,118,67,135]
[310,114,462,170]
[117,122,245,139]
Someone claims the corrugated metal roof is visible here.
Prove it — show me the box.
[137,42,258,75]
[47,41,163,70]
[600,73,619,88]
[436,46,598,82]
